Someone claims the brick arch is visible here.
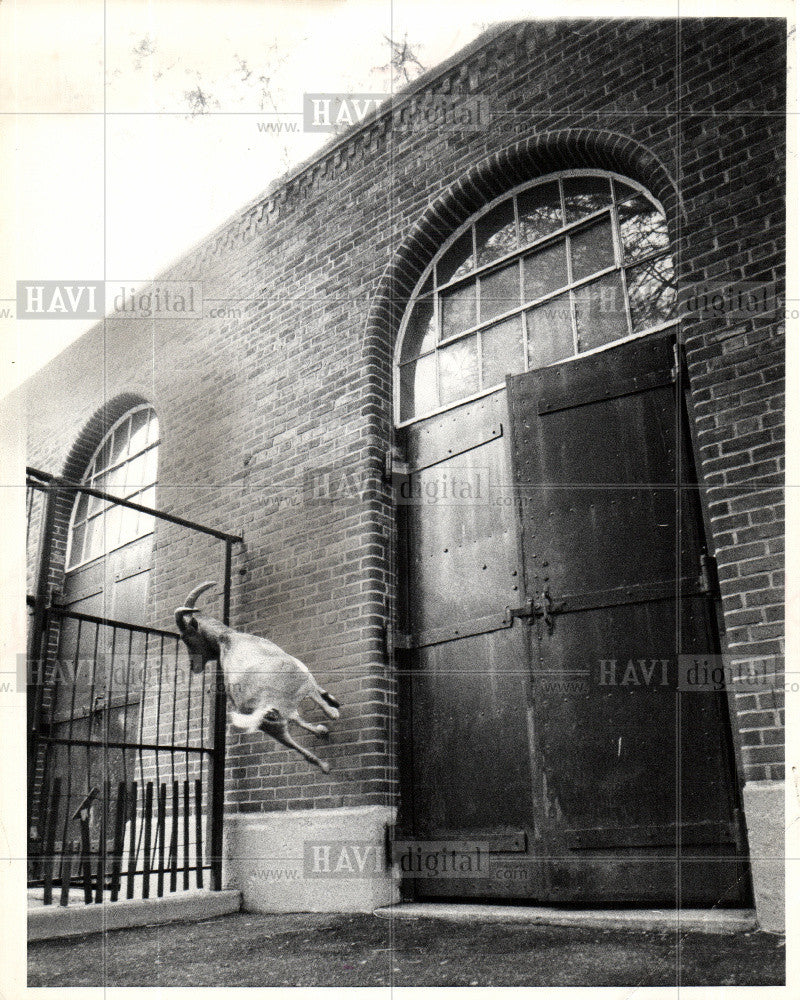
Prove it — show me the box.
[61,392,154,483]
[49,394,156,583]
[365,128,681,359]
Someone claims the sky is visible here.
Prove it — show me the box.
[0,0,530,396]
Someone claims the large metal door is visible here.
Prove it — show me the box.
[505,333,749,904]
[398,333,748,904]
[397,393,544,899]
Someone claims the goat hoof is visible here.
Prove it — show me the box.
[320,761,331,774]
[315,724,330,737]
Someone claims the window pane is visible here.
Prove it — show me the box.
[68,522,86,567]
[479,262,520,322]
[105,503,124,549]
[72,491,89,526]
[475,199,517,266]
[626,255,677,332]
[573,273,628,351]
[105,463,127,498]
[83,516,103,563]
[128,408,150,453]
[87,482,103,515]
[570,219,615,282]
[95,437,113,473]
[523,241,568,302]
[613,178,639,202]
[438,335,478,405]
[143,446,158,483]
[525,293,574,370]
[436,229,474,286]
[400,354,437,421]
[617,195,670,262]
[146,413,160,446]
[441,281,477,339]
[400,295,436,361]
[518,182,562,246]
[110,421,131,465]
[124,453,147,495]
[481,315,525,387]
[563,175,612,222]
[135,487,157,537]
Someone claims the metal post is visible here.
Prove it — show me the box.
[209,539,232,891]
[28,482,58,873]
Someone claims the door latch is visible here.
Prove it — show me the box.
[538,587,566,630]
[506,587,566,633]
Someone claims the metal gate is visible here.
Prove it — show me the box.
[26,467,241,906]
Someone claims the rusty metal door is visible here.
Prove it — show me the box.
[396,393,545,899]
[505,333,749,904]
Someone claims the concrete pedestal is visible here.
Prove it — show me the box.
[223,805,399,913]
[742,780,785,933]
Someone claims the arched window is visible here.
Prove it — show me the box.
[396,171,676,423]
[66,405,160,569]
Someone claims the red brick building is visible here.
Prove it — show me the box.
[16,20,785,928]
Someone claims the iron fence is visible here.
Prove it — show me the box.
[26,467,242,905]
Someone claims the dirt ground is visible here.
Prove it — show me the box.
[28,911,784,987]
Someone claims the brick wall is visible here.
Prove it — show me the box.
[15,18,786,814]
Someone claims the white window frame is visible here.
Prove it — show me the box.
[65,405,160,571]
[394,169,677,427]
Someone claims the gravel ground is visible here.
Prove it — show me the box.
[28,911,785,987]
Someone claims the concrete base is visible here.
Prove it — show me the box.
[375,902,758,935]
[223,805,399,913]
[742,779,785,933]
[28,889,242,942]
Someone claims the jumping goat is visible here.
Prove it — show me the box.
[175,582,340,773]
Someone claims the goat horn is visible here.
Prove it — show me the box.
[184,581,216,608]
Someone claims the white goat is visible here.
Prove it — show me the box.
[175,582,340,772]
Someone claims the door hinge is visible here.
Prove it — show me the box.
[670,341,685,383]
[384,446,409,483]
[698,552,719,595]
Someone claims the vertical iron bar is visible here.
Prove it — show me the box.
[195,778,204,888]
[41,777,61,906]
[170,780,179,892]
[155,636,164,792]
[121,630,134,785]
[126,781,138,899]
[183,779,190,889]
[59,841,75,907]
[79,812,92,904]
[157,783,167,897]
[109,781,127,901]
[28,482,58,827]
[142,782,153,899]
[58,619,83,893]
[94,780,109,904]
[85,623,101,792]
[209,539,232,892]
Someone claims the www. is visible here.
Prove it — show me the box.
[256,122,300,133]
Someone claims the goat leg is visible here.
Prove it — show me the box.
[289,711,329,738]
[260,716,331,773]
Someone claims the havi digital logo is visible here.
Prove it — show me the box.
[17,281,104,319]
